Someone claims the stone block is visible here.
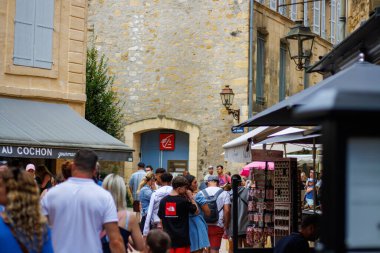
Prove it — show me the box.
[69,72,84,84]
[70,17,85,31]
[69,29,85,41]
[69,40,84,53]
[71,5,85,19]
[68,52,83,64]
[69,63,83,74]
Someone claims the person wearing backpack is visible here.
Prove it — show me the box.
[196,175,231,253]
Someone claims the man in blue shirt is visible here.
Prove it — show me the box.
[129,162,146,220]
[274,214,321,253]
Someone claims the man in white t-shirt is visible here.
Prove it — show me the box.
[197,175,231,253]
[41,149,125,253]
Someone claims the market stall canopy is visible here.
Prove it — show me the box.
[222,126,307,163]
[295,59,380,120]
[234,57,379,128]
[0,98,134,161]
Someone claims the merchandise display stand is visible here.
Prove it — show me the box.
[245,154,300,249]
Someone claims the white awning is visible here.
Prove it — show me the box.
[222,126,307,163]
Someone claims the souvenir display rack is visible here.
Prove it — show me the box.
[246,164,274,248]
[246,158,300,248]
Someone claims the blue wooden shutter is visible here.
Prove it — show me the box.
[336,0,341,44]
[256,34,265,105]
[279,43,287,101]
[34,0,54,69]
[13,0,35,67]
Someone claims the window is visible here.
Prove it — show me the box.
[255,0,265,4]
[13,0,55,69]
[312,0,321,34]
[290,0,297,21]
[331,0,336,43]
[256,34,265,105]
[279,43,287,101]
[270,0,277,10]
[321,0,326,38]
[278,0,286,16]
[336,0,342,43]
[304,2,309,26]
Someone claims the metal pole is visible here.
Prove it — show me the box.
[248,0,254,122]
[232,175,241,253]
[304,57,310,88]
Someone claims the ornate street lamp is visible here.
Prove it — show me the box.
[220,85,240,121]
[285,21,316,71]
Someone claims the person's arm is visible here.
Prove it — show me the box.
[127,214,145,251]
[143,192,156,236]
[129,175,134,198]
[104,222,126,253]
[201,203,211,217]
[186,190,199,215]
[223,204,231,230]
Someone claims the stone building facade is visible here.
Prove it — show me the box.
[0,0,88,114]
[0,0,88,172]
[87,0,375,178]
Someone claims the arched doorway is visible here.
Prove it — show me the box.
[141,129,189,177]
[124,116,200,177]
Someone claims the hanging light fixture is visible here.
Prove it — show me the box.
[220,85,240,121]
[285,21,316,70]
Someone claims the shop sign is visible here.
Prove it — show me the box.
[0,145,77,159]
[159,133,175,151]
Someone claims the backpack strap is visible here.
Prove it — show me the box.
[201,189,210,198]
[237,188,248,206]
[214,188,225,213]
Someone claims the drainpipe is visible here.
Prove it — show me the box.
[339,0,346,41]
[248,0,254,121]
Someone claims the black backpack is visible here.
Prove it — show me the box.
[202,188,224,223]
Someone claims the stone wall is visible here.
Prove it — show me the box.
[88,0,250,177]
[87,0,332,178]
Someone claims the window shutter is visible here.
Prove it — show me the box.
[13,0,35,67]
[279,0,286,16]
[290,0,297,21]
[321,0,326,38]
[313,1,320,35]
[33,0,54,69]
[256,34,265,105]
[270,0,277,10]
[304,2,309,26]
[279,43,287,101]
[336,0,341,43]
[331,0,336,43]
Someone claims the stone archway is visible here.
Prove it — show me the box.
[124,116,200,177]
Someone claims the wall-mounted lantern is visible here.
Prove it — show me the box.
[285,21,316,71]
[220,85,240,122]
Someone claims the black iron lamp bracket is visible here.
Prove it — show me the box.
[227,108,240,121]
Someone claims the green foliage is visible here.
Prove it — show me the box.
[86,45,124,139]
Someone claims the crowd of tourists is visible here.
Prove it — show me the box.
[0,150,244,253]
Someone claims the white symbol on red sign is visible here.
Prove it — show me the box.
[161,135,173,149]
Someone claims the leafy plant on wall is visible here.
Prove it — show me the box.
[86,44,124,140]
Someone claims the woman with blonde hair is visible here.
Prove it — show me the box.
[138,172,156,232]
[102,173,144,252]
[0,167,53,253]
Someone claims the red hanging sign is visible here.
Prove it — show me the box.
[159,133,175,151]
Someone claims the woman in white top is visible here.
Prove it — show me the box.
[102,174,144,252]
